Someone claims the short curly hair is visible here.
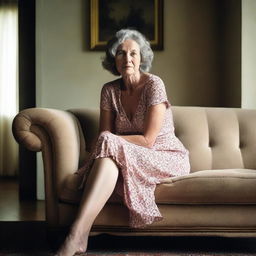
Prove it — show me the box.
[102,29,154,76]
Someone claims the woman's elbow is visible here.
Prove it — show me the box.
[144,137,155,148]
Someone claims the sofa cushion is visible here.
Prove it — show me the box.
[60,169,256,205]
[155,169,256,204]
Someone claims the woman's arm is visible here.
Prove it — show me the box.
[86,109,115,152]
[99,108,115,133]
[99,103,166,148]
[120,103,166,148]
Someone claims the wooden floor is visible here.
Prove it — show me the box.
[0,178,51,252]
[0,178,45,222]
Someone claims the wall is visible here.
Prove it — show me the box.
[242,0,256,109]
[36,0,237,109]
[36,0,113,110]
[36,0,241,199]
[220,0,241,107]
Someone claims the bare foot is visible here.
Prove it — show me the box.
[55,230,89,256]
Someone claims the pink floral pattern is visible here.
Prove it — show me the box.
[78,74,190,228]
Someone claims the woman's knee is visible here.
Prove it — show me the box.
[94,157,119,172]
[98,130,112,140]
[90,158,119,182]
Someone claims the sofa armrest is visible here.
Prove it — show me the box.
[12,108,86,197]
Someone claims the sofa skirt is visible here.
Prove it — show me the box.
[52,203,256,237]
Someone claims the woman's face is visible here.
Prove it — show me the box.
[115,39,141,77]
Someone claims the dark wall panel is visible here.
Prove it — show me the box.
[18,0,36,200]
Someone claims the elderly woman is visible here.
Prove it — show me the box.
[56,29,190,256]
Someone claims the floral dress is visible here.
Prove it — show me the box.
[78,74,190,228]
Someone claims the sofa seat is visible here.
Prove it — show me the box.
[60,168,256,205]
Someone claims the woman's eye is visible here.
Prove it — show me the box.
[116,51,123,56]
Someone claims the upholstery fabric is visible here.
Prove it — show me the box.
[58,202,256,231]
[172,107,256,172]
[60,169,256,205]
[12,106,256,237]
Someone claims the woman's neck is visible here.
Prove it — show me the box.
[122,72,144,93]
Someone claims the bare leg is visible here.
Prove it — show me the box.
[56,157,119,256]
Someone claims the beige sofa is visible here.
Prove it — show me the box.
[12,106,256,237]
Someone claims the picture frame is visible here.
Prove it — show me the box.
[90,0,163,51]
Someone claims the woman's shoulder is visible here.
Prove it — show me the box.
[144,73,165,91]
[144,73,170,107]
[103,78,121,88]
[146,73,164,84]
[101,78,121,95]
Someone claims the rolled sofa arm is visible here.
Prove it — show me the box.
[12,108,86,196]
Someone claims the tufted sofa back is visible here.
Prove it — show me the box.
[69,107,256,173]
[172,107,256,172]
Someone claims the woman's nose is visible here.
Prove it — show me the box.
[125,53,131,62]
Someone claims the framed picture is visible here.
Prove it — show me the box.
[90,0,163,51]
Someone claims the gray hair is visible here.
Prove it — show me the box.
[102,29,154,76]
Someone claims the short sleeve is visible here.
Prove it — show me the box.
[146,76,171,108]
[100,84,112,111]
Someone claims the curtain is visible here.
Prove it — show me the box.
[0,0,18,176]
